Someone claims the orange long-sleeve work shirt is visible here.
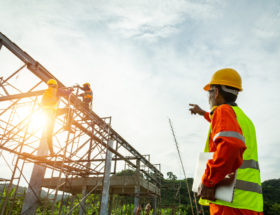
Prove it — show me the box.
[202,104,263,215]
[202,104,247,187]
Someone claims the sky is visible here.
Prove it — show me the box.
[0,0,280,182]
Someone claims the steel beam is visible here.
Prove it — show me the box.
[133,159,140,215]
[2,64,26,84]
[0,90,44,102]
[79,186,87,215]
[0,81,9,96]
[21,125,49,214]
[99,139,113,215]
[108,195,113,215]
[152,197,157,215]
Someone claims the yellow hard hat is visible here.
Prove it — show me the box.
[83,82,90,87]
[203,68,242,91]
[47,79,58,86]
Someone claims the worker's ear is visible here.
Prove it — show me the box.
[214,88,219,99]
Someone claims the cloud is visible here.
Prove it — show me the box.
[100,0,218,41]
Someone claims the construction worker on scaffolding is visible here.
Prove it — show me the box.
[41,79,73,155]
[76,82,93,110]
[189,68,263,214]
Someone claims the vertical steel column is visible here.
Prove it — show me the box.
[68,195,76,215]
[21,124,49,214]
[133,159,140,215]
[108,195,113,215]
[79,185,87,215]
[152,197,157,215]
[78,120,93,215]
[99,139,113,215]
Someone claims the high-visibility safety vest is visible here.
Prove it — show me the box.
[83,89,93,102]
[41,87,59,110]
[200,106,263,212]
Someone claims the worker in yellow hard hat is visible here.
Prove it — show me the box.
[203,68,242,91]
[76,82,93,110]
[41,79,74,155]
[188,68,263,214]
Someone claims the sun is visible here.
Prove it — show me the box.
[18,105,47,131]
[29,110,47,131]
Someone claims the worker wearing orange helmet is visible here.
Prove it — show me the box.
[77,82,93,110]
[189,68,263,214]
[41,79,73,155]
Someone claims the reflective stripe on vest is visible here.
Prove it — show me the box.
[199,105,263,212]
[213,131,245,144]
[235,179,262,194]
[214,132,259,171]
[240,160,259,170]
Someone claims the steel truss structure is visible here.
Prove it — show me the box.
[0,32,162,215]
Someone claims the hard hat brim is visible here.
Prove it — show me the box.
[203,83,243,91]
[203,84,210,91]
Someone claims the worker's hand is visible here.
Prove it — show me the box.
[69,87,74,92]
[217,172,236,186]
[189,104,206,116]
[197,183,216,201]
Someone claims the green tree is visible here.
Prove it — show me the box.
[167,172,177,181]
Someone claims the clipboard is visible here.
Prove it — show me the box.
[192,152,236,203]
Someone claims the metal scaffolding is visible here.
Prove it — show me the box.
[0,32,162,214]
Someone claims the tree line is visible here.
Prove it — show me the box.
[0,171,279,214]
[162,172,280,215]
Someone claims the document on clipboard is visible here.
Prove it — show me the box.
[192,152,236,203]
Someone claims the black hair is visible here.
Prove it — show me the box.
[212,84,238,103]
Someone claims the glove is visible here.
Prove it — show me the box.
[197,183,216,201]
[217,172,236,186]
